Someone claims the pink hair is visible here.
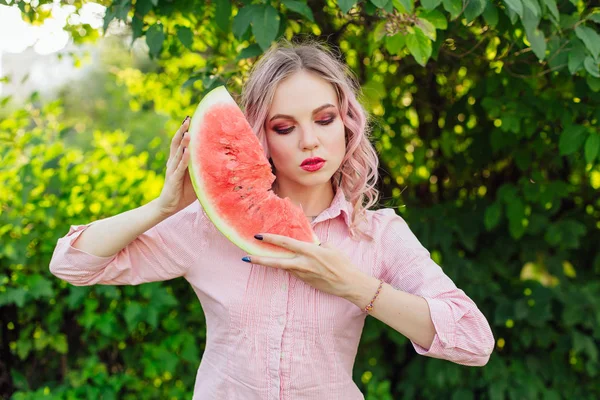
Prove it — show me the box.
[240,39,380,241]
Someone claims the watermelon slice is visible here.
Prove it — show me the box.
[188,86,320,258]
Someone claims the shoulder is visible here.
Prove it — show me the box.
[159,200,210,234]
[365,207,430,258]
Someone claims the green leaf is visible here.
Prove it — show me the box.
[503,0,523,19]
[559,125,587,156]
[521,5,540,33]
[338,0,358,13]
[484,202,502,230]
[215,0,232,32]
[417,18,437,40]
[521,0,540,18]
[585,134,600,163]
[443,0,462,20]
[506,7,519,24]
[527,28,546,60]
[568,41,587,74]
[464,0,487,23]
[542,0,559,22]
[584,56,600,77]
[131,16,143,43]
[383,0,395,12]
[176,26,193,50]
[588,13,600,24]
[587,75,600,91]
[374,20,388,41]
[235,43,263,60]
[16,338,32,360]
[28,274,53,299]
[507,197,526,239]
[135,0,154,17]
[395,0,414,13]
[124,302,143,332]
[283,0,315,22]
[420,10,448,29]
[573,332,598,362]
[406,27,432,66]
[421,0,443,10]
[145,23,165,59]
[371,0,390,7]
[385,33,406,55]
[103,6,116,34]
[1,288,27,307]
[483,1,499,27]
[252,5,280,51]
[53,334,68,354]
[233,5,256,39]
[575,25,600,60]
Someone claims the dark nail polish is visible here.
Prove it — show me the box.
[254,234,263,240]
[241,256,251,263]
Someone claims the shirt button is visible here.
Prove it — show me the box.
[278,316,284,325]
[280,352,284,360]
[282,284,287,291]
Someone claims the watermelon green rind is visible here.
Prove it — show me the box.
[188,86,320,258]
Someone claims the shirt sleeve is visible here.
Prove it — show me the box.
[373,209,495,367]
[49,201,202,286]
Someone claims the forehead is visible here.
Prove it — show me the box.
[268,70,339,117]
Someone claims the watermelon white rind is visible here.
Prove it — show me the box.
[188,86,320,258]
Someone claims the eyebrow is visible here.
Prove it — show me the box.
[269,103,336,122]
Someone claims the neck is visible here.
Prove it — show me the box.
[272,180,335,219]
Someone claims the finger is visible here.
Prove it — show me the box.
[174,146,190,176]
[171,116,190,159]
[243,255,293,270]
[255,233,313,256]
[168,140,185,173]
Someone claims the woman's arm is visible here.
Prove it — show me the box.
[344,209,495,367]
[344,276,437,350]
[49,117,200,286]
[70,198,167,257]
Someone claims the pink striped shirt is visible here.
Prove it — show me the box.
[49,188,495,399]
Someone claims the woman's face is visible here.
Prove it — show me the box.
[265,70,346,190]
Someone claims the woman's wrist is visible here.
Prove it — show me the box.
[342,272,383,310]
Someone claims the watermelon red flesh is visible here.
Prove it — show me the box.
[188,86,320,258]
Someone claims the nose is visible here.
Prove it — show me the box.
[299,123,319,151]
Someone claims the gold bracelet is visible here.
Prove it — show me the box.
[362,279,384,313]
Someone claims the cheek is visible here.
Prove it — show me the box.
[267,136,293,162]
[331,120,347,149]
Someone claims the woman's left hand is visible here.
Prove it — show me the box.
[244,233,362,298]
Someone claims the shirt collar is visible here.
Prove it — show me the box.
[314,187,353,227]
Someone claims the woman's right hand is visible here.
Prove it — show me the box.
[156,116,197,217]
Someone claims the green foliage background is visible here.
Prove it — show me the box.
[1,0,600,398]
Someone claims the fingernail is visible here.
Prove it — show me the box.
[254,234,263,240]
[241,256,251,263]
[181,116,189,125]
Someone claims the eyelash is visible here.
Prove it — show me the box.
[274,118,335,135]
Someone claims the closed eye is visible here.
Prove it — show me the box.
[273,117,336,135]
[316,118,335,126]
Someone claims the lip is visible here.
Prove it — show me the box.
[301,161,325,172]
[301,157,325,166]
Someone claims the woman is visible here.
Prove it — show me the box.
[50,40,495,399]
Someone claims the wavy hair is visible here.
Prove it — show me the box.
[240,38,380,241]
